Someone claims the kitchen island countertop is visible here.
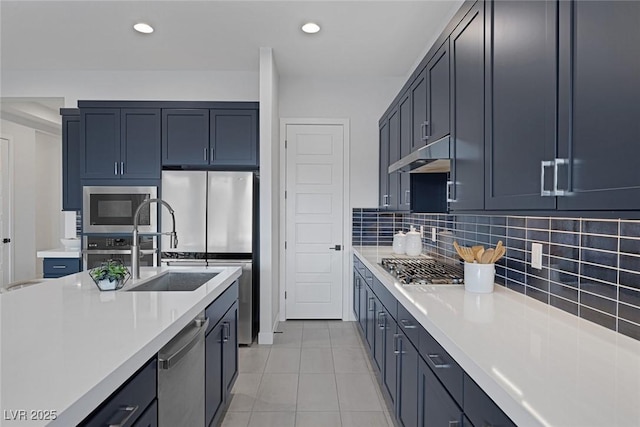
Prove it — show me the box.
[0,265,241,427]
[354,245,640,427]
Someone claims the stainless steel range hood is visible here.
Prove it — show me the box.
[388,135,451,173]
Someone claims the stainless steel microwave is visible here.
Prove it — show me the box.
[83,186,157,233]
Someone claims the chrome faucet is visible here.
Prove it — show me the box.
[132,198,178,279]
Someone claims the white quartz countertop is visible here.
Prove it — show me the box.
[354,246,640,427]
[0,265,242,427]
[36,248,81,258]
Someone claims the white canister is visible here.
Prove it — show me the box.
[463,262,495,293]
[405,226,422,256]
[392,231,406,254]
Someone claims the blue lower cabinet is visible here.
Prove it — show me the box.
[43,258,81,278]
[418,358,462,427]
[80,358,157,426]
[373,307,386,372]
[383,319,398,406]
[463,374,516,427]
[397,332,418,427]
[205,282,239,427]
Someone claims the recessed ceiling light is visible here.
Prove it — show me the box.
[301,22,320,34]
[133,22,154,34]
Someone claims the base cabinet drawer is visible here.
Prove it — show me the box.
[419,327,464,406]
[43,258,81,278]
[80,358,157,427]
[133,400,157,427]
[418,358,462,427]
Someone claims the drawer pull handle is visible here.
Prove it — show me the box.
[107,405,139,427]
[427,353,451,369]
[400,319,417,329]
[393,333,401,355]
[223,321,230,342]
[448,421,460,427]
[368,297,375,311]
[378,311,386,329]
[52,265,67,269]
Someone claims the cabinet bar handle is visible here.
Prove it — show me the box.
[223,321,230,342]
[107,405,139,427]
[427,353,451,369]
[424,120,430,140]
[400,319,417,329]
[554,158,570,196]
[448,421,460,427]
[540,160,554,196]
[404,190,410,205]
[393,333,401,355]
[114,162,118,175]
[446,180,455,202]
[52,265,67,269]
[355,277,361,289]
[120,161,124,175]
[204,147,208,161]
[211,148,215,161]
[378,311,386,329]
[368,297,375,311]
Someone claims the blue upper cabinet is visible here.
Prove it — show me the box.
[484,0,558,210]
[62,110,81,210]
[556,0,640,210]
[162,109,210,166]
[80,108,121,179]
[449,1,485,211]
[120,109,161,179]
[81,108,160,180]
[163,108,258,168]
[210,109,258,168]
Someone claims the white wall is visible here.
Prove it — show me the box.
[258,48,280,344]
[34,131,62,277]
[1,70,259,107]
[279,76,403,208]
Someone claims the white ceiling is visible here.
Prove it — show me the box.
[0,0,463,78]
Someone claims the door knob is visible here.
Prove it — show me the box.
[2,238,10,243]
[329,245,341,251]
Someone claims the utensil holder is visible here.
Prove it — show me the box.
[463,262,495,293]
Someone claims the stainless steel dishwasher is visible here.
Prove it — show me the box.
[157,312,208,427]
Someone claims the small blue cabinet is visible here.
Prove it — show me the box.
[210,109,258,168]
[43,258,81,279]
[162,109,210,166]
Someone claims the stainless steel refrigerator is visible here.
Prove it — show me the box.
[160,171,258,345]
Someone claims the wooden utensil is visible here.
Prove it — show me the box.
[491,246,506,263]
[472,245,484,257]
[480,248,494,264]
[475,247,485,262]
[454,241,475,263]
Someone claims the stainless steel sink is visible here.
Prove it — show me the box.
[126,272,218,292]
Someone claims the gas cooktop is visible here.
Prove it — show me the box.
[380,258,464,285]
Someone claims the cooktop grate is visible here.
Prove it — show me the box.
[380,258,464,285]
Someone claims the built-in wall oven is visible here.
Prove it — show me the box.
[83,186,157,233]
[83,236,158,269]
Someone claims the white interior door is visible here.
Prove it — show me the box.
[0,137,12,286]
[285,124,344,318]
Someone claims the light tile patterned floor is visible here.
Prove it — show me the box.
[220,320,394,427]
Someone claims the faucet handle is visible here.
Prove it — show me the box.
[171,232,179,249]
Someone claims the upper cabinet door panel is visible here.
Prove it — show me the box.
[411,70,428,151]
[427,39,450,143]
[80,108,120,179]
[62,115,81,210]
[485,0,557,210]
[121,108,161,179]
[450,1,485,210]
[379,121,390,209]
[388,108,400,211]
[210,109,258,167]
[162,109,210,166]
[557,0,640,210]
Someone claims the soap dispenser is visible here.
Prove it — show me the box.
[405,226,422,256]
